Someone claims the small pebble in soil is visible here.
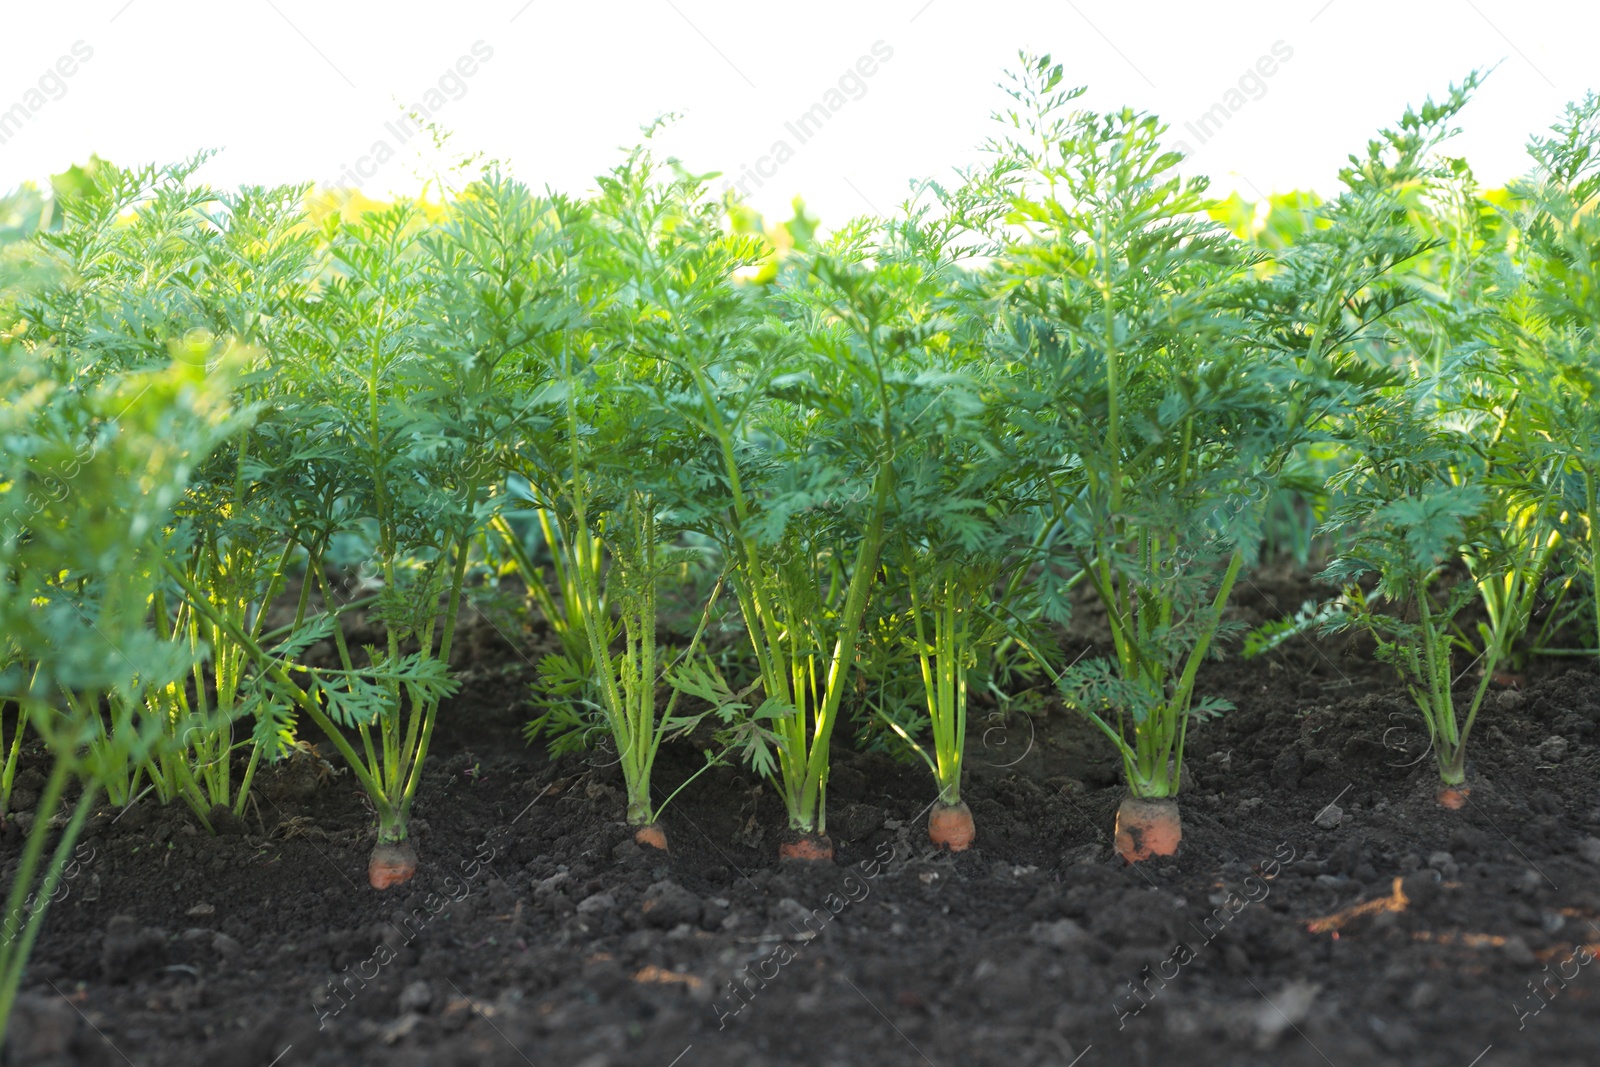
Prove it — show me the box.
[1502,936,1536,965]
[534,870,570,898]
[399,980,433,1014]
[576,892,615,916]
[1371,1016,1421,1054]
[5,993,77,1059]
[101,916,167,982]
[1406,982,1437,1011]
[1578,837,1600,865]
[1030,918,1089,949]
[1313,805,1343,830]
[640,881,701,929]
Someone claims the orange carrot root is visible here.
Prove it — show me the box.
[928,801,975,852]
[778,834,834,862]
[368,839,418,890]
[1436,784,1471,810]
[634,823,668,851]
[1114,796,1181,863]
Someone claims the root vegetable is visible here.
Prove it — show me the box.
[778,834,834,862]
[634,823,668,851]
[368,840,418,890]
[1114,797,1181,862]
[928,801,975,852]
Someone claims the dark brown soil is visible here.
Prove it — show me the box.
[8,569,1600,1067]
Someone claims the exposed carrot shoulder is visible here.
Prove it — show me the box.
[1436,784,1471,810]
[634,823,669,851]
[928,801,975,852]
[1114,796,1182,863]
[368,839,418,890]
[778,833,835,862]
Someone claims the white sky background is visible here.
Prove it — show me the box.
[1,1,1592,227]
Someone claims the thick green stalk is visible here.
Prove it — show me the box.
[1167,547,1246,794]
[158,552,391,812]
[937,593,967,805]
[909,563,970,806]
[0,745,98,1049]
[1416,584,1453,750]
[793,463,892,833]
[683,356,795,715]
[396,503,477,824]
[1587,467,1600,655]
[0,697,28,814]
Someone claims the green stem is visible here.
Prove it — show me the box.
[1166,548,1246,795]
[158,551,390,810]
[794,462,892,833]
[0,685,31,814]
[1587,467,1600,656]
[396,506,477,823]
[0,746,98,1050]
[232,742,263,818]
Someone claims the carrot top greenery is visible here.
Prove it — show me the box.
[0,47,1596,973]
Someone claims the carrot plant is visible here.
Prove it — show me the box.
[0,325,240,1044]
[1501,94,1600,654]
[1386,121,1569,682]
[300,178,574,884]
[16,163,323,823]
[181,181,554,887]
[155,185,321,816]
[1322,433,1505,805]
[986,58,1463,856]
[885,409,1021,852]
[987,61,1268,856]
[517,151,733,845]
[1318,79,1575,806]
[643,179,934,856]
[855,187,1033,851]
